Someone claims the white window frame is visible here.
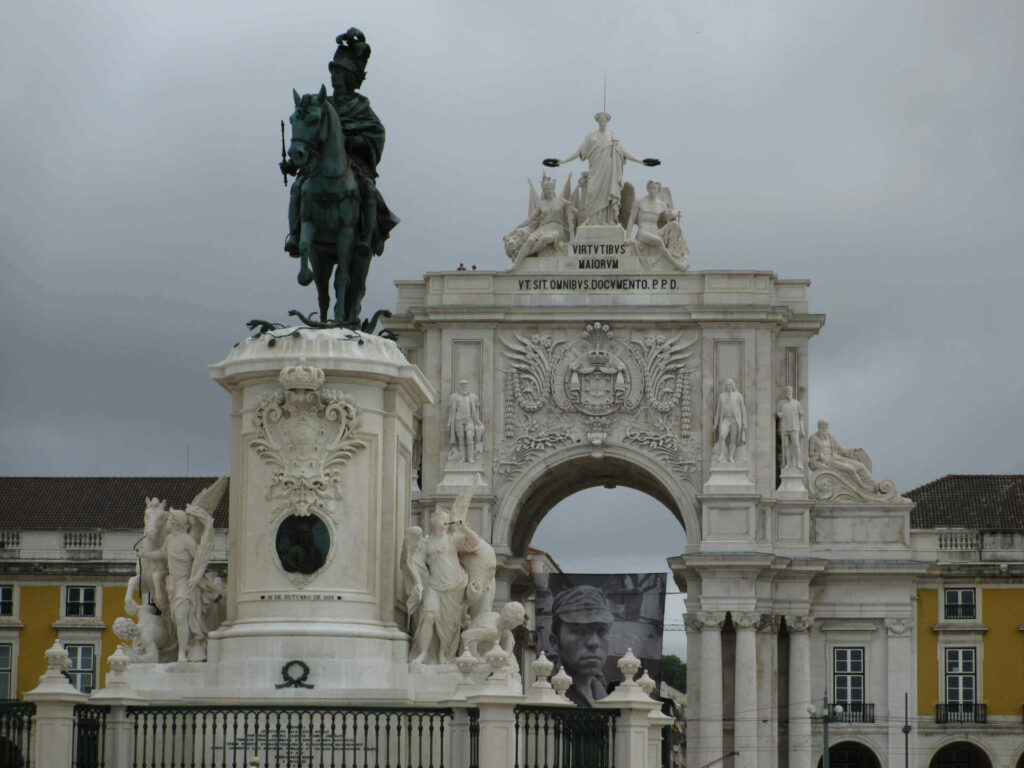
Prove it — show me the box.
[822,622,875,709]
[63,643,96,694]
[0,642,13,699]
[63,585,99,619]
[943,588,977,621]
[0,585,14,618]
[832,646,865,706]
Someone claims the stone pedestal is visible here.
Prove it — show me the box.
[776,466,808,499]
[198,328,434,697]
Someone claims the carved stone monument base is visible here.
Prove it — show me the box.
[573,224,624,244]
[704,462,754,494]
[776,466,808,499]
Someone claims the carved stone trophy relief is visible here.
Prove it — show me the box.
[251,360,367,585]
[495,322,699,483]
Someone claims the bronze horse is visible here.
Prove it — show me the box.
[286,86,365,326]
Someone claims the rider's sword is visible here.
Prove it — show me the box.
[280,120,288,187]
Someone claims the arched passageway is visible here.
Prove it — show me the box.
[930,742,993,768]
[816,740,881,768]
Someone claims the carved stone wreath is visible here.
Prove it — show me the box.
[496,322,698,480]
[251,361,366,523]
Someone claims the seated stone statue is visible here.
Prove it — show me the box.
[807,419,908,503]
[625,180,689,270]
[505,174,577,266]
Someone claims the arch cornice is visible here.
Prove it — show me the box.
[491,441,701,557]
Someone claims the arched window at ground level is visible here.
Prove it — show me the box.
[929,741,994,768]
[816,741,881,768]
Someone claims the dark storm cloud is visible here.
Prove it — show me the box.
[2,0,1022,498]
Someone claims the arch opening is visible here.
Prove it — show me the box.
[816,741,882,768]
[507,452,690,558]
[929,742,994,768]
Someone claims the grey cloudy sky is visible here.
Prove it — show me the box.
[2,2,1022,652]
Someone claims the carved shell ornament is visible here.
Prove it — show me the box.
[251,360,366,522]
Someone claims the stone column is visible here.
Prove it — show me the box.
[756,615,780,768]
[684,614,702,768]
[697,610,727,767]
[884,617,914,768]
[732,611,760,768]
[88,648,144,768]
[785,615,814,768]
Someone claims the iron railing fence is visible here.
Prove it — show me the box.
[126,704,454,768]
[936,703,987,724]
[467,708,479,768]
[514,704,619,768]
[828,702,875,723]
[943,603,976,620]
[0,700,33,768]
[73,703,110,768]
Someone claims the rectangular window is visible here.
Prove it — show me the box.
[945,647,976,706]
[0,586,12,617]
[0,644,10,698]
[65,644,94,694]
[833,647,865,705]
[944,588,976,620]
[65,586,96,618]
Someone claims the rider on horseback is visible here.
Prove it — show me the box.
[281,29,399,264]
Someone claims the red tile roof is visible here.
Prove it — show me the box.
[907,474,1024,530]
[0,477,229,530]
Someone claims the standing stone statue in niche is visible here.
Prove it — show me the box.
[544,112,659,226]
[280,29,399,326]
[625,180,689,269]
[776,386,805,469]
[402,477,497,665]
[448,380,484,463]
[505,174,578,266]
[807,419,909,503]
[713,378,747,463]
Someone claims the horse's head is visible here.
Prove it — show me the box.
[288,85,331,170]
[143,497,168,541]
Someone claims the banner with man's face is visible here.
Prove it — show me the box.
[533,572,666,706]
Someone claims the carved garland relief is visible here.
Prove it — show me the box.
[251,361,366,585]
[496,322,698,482]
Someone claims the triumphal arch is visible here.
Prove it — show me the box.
[386,115,917,768]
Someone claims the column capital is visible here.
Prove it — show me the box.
[695,610,728,630]
[884,616,914,635]
[683,614,704,633]
[731,611,760,630]
[785,614,814,633]
[756,614,781,634]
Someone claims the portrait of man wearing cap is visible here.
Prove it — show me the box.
[548,584,615,706]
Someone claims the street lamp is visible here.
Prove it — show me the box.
[807,691,843,768]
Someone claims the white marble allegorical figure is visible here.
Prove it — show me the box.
[506,174,577,267]
[548,112,657,226]
[625,180,689,270]
[403,476,496,665]
[807,419,910,503]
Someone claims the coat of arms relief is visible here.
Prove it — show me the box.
[251,360,366,523]
[496,322,699,482]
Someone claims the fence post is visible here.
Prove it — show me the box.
[464,645,523,768]
[89,647,145,767]
[24,640,87,768]
[595,650,662,768]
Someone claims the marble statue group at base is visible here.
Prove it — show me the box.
[402,475,525,668]
[115,478,228,663]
